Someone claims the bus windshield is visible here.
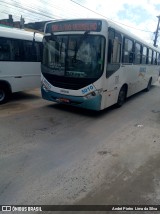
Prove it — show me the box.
[42,34,105,78]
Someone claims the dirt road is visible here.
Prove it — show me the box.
[0,82,160,213]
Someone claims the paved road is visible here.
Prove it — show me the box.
[0,83,160,213]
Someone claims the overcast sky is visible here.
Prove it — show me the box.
[0,0,160,46]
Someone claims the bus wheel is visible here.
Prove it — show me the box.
[0,86,10,104]
[116,86,127,107]
[145,78,152,92]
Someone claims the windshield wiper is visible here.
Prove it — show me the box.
[73,30,90,62]
[51,32,62,43]
[84,30,90,36]
[79,30,90,45]
[43,32,62,44]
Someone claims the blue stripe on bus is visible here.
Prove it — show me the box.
[41,88,102,111]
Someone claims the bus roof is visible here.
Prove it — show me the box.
[0,26,43,42]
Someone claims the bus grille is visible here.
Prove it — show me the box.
[42,73,95,90]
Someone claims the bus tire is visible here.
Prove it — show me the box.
[145,78,152,92]
[116,86,127,108]
[0,85,10,104]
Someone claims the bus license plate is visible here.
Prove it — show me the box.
[57,98,70,103]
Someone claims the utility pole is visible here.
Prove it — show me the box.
[20,15,25,29]
[153,15,160,47]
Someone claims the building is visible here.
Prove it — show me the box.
[0,15,23,28]
[25,20,51,32]
[0,14,50,32]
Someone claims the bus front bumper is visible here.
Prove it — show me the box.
[41,88,102,111]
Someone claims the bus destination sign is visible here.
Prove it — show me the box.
[45,20,102,33]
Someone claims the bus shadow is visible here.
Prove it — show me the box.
[47,102,116,118]
[10,90,41,102]
[125,85,156,104]
[46,86,157,118]
[0,90,41,112]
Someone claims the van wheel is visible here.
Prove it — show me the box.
[0,86,10,104]
[145,78,152,92]
[116,86,127,107]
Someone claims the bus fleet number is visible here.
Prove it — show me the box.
[82,85,94,94]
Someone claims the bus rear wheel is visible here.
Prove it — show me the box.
[0,86,10,104]
[116,86,127,107]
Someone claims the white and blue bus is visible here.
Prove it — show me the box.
[0,26,43,104]
[41,19,160,111]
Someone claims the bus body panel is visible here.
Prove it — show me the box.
[0,26,43,103]
[41,88,102,111]
[102,64,159,109]
[41,74,103,110]
[41,61,159,111]
[0,27,42,42]
[0,61,41,92]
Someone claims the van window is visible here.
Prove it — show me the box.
[0,38,11,61]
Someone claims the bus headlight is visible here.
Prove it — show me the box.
[85,89,103,99]
[41,79,51,92]
[42,84,50,92]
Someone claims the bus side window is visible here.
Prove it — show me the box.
[107,29,122,78]
[108,29,121,63]
[23,41,37,61]
[153,51,157,65]
[10,39,23,61]
[34,42,42,62]
[0,38,11,61]
[122,37,134,63]
[108,29,114,63]
[134,42,142,64]
[147,49,152,64]
[112,37,121,63]
[142,46,147,64]
[158,53,160,65]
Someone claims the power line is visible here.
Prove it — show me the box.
[0,2,47,22]
[70,0,154,33]
[2,0,83,22]
[0,0,98,23]
[37,0,87,19]
[0,0,57,20]
[7,0,82,21]
[0,0,157,36]
[10,0,64,20]
[0,9,36,22]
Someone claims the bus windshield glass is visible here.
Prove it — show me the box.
[42,34,105,78]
